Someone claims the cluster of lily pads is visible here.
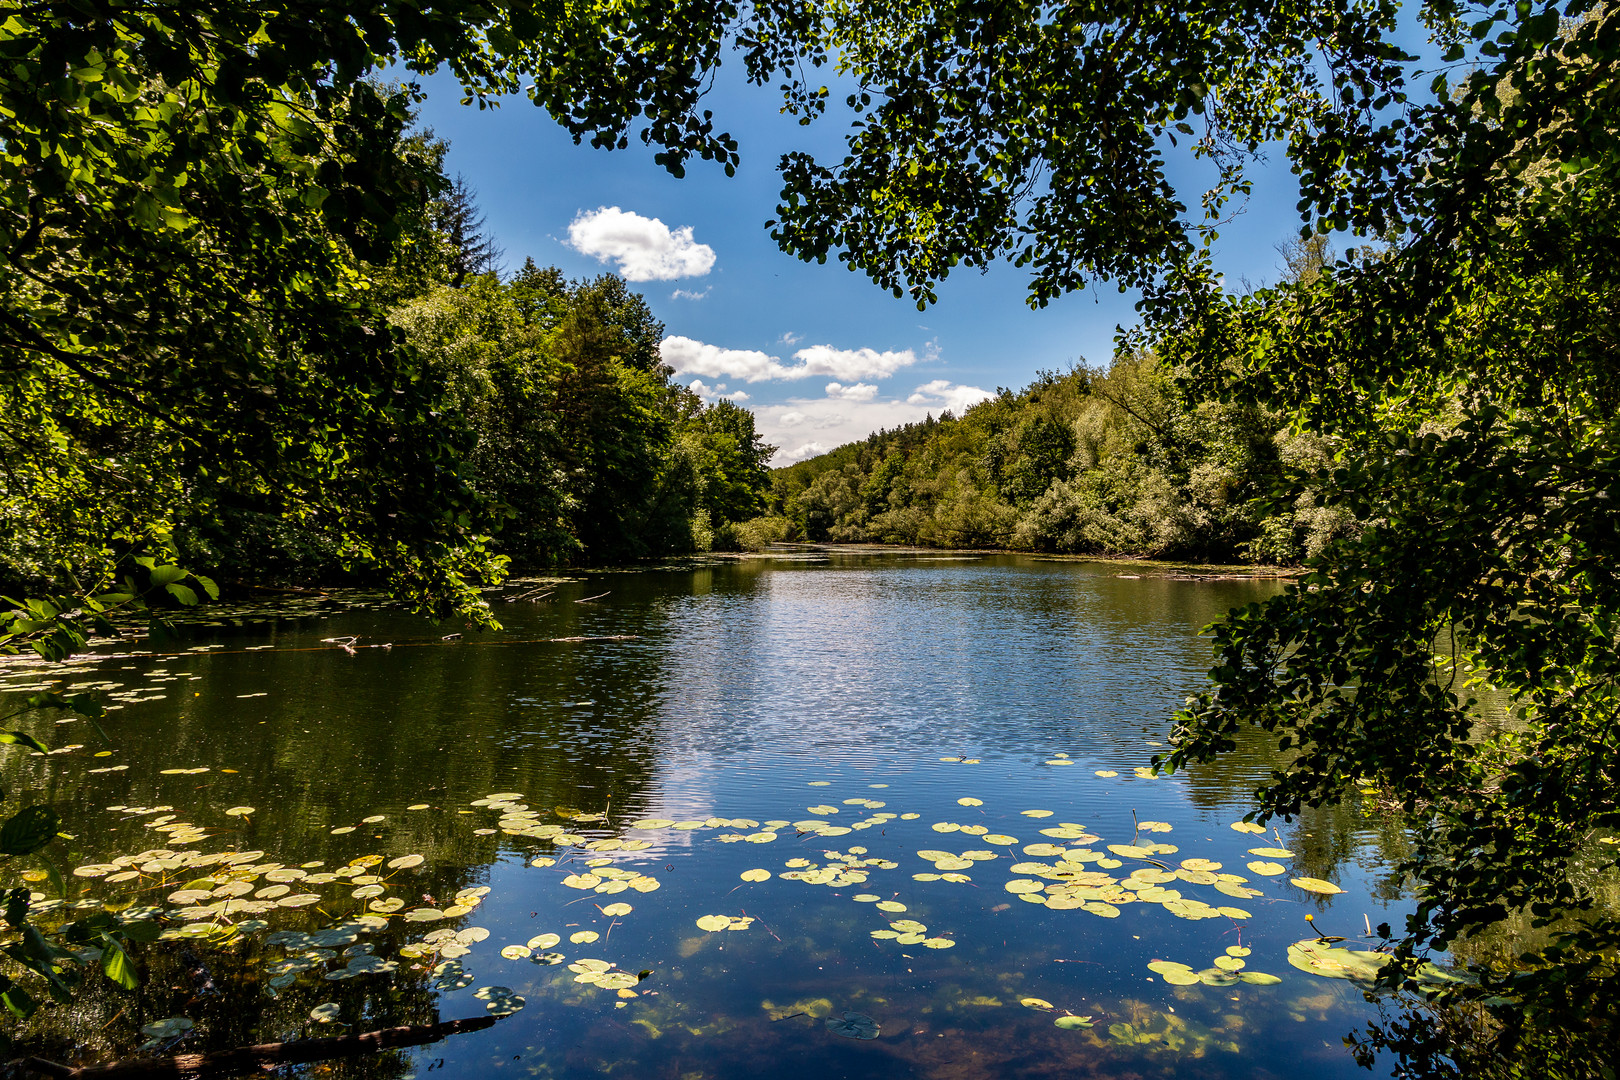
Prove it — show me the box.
[1148,948,1283,987]
[12,748,1414,1064]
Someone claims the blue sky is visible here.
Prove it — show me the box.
[412,68,1311,464]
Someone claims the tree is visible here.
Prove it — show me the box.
[437,174,505,285]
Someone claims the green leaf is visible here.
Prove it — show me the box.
[165,583,199,606]
[100,933,139,989]
[0,732,48,754]
[149,565,187,586]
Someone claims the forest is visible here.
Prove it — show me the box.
[758,346,1350,564]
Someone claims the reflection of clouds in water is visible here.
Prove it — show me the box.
[644,562,1280,766]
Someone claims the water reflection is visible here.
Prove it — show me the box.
[1,555,1424,1077]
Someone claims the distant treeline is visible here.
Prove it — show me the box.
[750,354,1354,564]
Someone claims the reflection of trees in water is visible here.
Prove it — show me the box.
[10,927,447,1077]
[0,579,712,1068]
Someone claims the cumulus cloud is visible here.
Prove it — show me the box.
[687,379,750,403]
[660,336,922,384]
[778,442,829,463]
[664,338,785,383]
[566,206,715,281]
[907,379,994,414]
[754,381,994,465]
[825,381,878,402]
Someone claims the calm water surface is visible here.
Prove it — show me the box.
[2,553,1417,1078]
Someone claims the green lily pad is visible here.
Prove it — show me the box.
[740,869,770,882]
[826,1011,879,1040]
[1054,1015,1093,1029]
[1291,877,1344,895]
[140,1017,194,1039]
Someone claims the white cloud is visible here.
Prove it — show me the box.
[755,382,994,466]
[907,379,994,414]
[779,331,803,346]
[791,345,918,381]
[671,286,711,300]
[664,337,787,383]
[566,206,715,282]
[825,381,878,402]
[660,336,922,384]
[688,379,750,403]
[778,442,829,463]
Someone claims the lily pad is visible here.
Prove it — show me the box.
[696,915,730,932]
[1247,861,1287,876]
[570,931,599,943]
[310,1003,342,1024]
[473,985,525,1015]
[1248,847,1295,858]
[826,1011,879,1040]
[1020,997,1053,1010]
[1230,821,1267,834]
[740,868,771,882]
[1054,1015,1094,1029]
[140,1017,194,1039]
[1291,877,1344,895]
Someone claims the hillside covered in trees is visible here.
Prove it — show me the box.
[759,350,1350,564]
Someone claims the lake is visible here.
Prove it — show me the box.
[1,552,1422,1077]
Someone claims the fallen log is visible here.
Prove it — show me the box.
[21,1015,496,1079]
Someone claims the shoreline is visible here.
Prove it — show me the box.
[710,542,1301,579]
